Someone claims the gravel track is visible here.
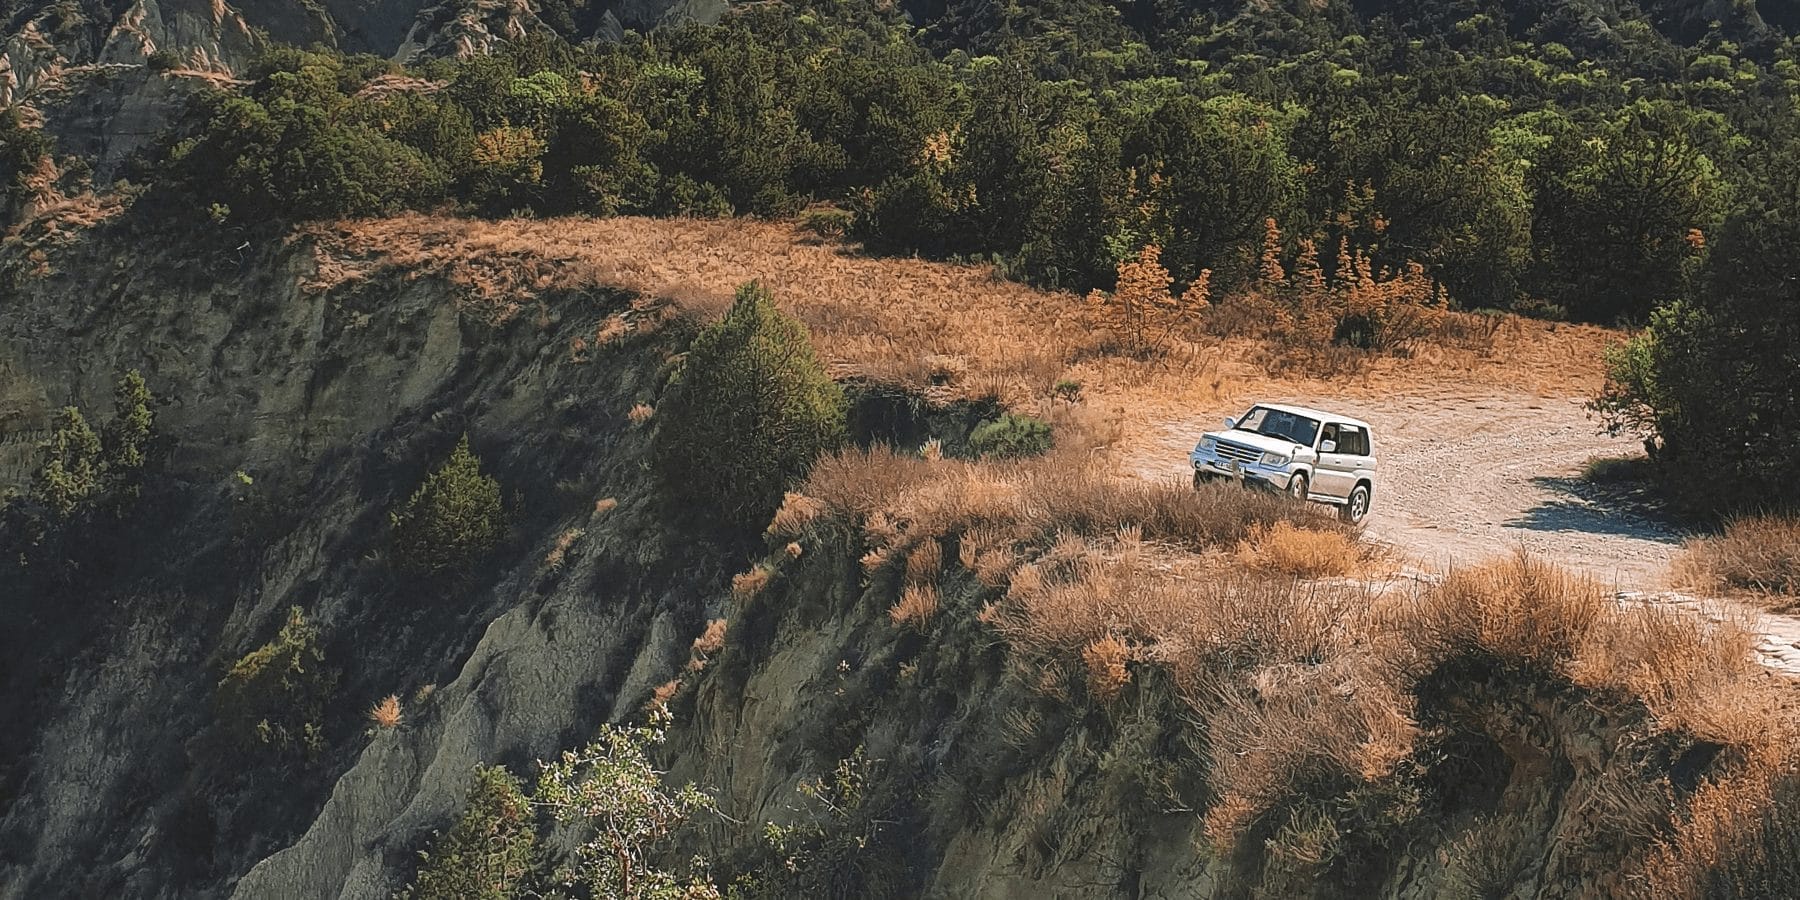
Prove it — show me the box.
[1127,386,1800,676]
[1131,386,1679,586]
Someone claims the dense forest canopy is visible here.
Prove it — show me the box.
[8,0,1799,512]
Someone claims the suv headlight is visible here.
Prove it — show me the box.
[1259,451,1291,467]
[1197,437,1217,453]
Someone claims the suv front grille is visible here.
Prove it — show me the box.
[1215,441,1261,465]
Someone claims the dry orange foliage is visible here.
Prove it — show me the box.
[627,402,655,424]
[767,491,827,537]
[889,584,940,629]
[731,565,771,601]
[304,215,1622,419]
[1675,515,1800,610]
[367,695,402,730]
[1235,520,1363,579]
[1081,635,1131,702]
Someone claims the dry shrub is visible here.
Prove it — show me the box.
[413,683,436,704]
[628,403,655,424]
[368,695,402,730]
[889,584,940,629]
[767,492,827,537]
[785,541,803,558]
[594,496,618,516]
[1379,553,1610,675]
[905,538,944,585]
[646,678,681,712]
[803,445,1349,563]
[1676,515,1800,606]
[1236,521,1362,579]
[545,528,584,570]
[1639,748,1800,900]
[731,565,771,601]
[1081,635,1131,702]
[1382,554,1774,746]
[692,618,727,657]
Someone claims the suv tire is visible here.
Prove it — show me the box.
[1287,472,1308,501]
[1342,484,1370,523]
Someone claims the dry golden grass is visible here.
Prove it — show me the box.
[889,584,940,629]
[731,565,771,601]
[767,491,827,537]
[545,527,584,570]
[803,444,1350,571]
[1638,746,1800,900]
[1235,521,1363,578]
[367,695,402,730]
[593,496,618,516]
[692,618,728,657]
[307,215,1623,412]
[627,402,655,424]
[1080,635,1131,702]
[904,538,943,585]
[1675,515,1800,610]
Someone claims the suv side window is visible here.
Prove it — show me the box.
[1319,423,1339,450]
[1336,425,1369,456]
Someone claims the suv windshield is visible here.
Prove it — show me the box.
[1234,407,1321,447]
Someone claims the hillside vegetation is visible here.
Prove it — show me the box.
[3,0,1800,897]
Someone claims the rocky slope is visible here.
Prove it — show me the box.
[0,208,1779,898]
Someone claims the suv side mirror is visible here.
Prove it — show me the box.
[1224,417,1237,430]
[1320,440,1338,454]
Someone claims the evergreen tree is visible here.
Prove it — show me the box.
[389,435,506,577]
[653,282,846,532]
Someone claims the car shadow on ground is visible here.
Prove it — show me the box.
[1503,475,1690,543]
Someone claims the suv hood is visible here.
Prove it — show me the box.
[1204,429,1310,455]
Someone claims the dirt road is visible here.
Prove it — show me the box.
[1125,385,1683,589]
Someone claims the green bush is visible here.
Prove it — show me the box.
[725,748,902,900]
[653,282,846,531]
[968,413,1053,459]
[32,407,103,520]
[214,607,335,757]
[399,766,538,900]
[389,435,506,577]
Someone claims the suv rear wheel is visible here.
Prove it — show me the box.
[1341,483,1370,523]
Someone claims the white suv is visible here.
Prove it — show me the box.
[1189,403,1376,523]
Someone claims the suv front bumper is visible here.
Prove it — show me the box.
[1189,452,1299,491]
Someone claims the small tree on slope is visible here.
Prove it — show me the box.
[654,281,846,532]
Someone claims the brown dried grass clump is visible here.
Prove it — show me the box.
[889,584,940,629]
[803,445,1349,564]
[593,497,619,516]
[1081,635,1131,702]
[545,527,584,570]
[731,565,772,601]
[1639,747,1800,900]
[1675,515,1800,610]
[646,678,681,712]
[905,539,944,585]
[1236,521,1363,578]
[627,403,655,424]
[767,492,827,538]
[367,695,402,730]
[692,618,727,657]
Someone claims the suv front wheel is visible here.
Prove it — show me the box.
[1287,472,1308,500]
[1341,484,1370,523]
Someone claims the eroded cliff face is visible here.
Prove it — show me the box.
[0,214,732,897]
[655,527,1725,900]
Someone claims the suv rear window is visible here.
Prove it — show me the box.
[1334,425,1370,456]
